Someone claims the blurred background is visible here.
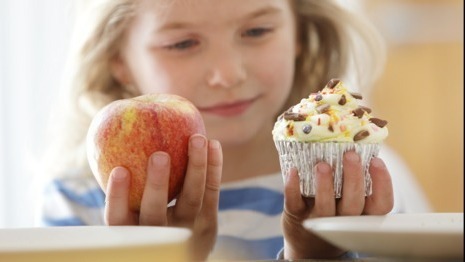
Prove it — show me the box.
[365,0,464,212]
[0,0,463,228]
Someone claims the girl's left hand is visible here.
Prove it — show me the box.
[281,151,394,259]
[104,135,223,261]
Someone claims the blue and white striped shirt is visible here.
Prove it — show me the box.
[39,172,285,260]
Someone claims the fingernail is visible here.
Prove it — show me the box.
[112,168,127,181]
[286,168,299,183]
[209,140,220,149]
[191,135,206,149]
[316,162,331,173]
[346,151,360,162]
[152,152,169,166]
[371,157,385,168]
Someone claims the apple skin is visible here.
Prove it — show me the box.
[86,93,206,212]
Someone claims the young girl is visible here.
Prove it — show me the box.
[40,0,430,260]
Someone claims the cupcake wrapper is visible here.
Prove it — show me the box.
[274,141,380,198]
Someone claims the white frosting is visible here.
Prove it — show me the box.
[272,80,388,143]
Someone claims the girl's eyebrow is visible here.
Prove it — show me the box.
[155,6,283,33]
[157,22,192,32]
[242,6,283,20]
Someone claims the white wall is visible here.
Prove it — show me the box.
[0,0,75,228]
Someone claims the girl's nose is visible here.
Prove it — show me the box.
[206,48,246,89]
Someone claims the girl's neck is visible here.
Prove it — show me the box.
[220,124,281,183]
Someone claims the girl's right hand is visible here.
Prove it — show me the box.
[103,134,223,261]
[282,151,394,259]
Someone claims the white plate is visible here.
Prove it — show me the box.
[304,213,463,259]
[0,226,191,262]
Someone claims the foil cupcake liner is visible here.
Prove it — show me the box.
[274,141,380,198]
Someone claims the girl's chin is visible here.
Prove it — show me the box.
[205,122,272,149]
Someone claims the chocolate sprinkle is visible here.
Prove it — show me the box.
[328,124,334,132]
[302,124,312,134]
[352,106,372,118]
[349,92,363,100]
[360,106,372,113]
[316,104,330,114]
[284,112,306,121]
[370,118,388,128]
[338,94,347,105]
[352,108,365,118]
[326,79,340,89]
[353,130,370,141]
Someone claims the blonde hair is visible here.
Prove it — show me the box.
[289,0,385,109]
[43,0,385,178]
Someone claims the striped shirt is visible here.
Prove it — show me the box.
[39,172,285,260]
[38,147,431,260]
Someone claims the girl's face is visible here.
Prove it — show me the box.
[114,0,299,147]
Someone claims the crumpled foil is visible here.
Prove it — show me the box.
[274,141,380,198]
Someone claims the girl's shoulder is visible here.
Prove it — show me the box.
[41,168,104,210]
[43,168,101,195]
[38,169,105,226]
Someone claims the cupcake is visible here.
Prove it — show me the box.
[272,79,388,198]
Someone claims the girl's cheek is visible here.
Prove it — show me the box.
[251,37,296,84]
[255,52,295,89]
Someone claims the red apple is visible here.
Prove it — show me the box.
[86,93,206,212]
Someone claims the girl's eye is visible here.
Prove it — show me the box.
[166,39,199,50]
[242,28,273,38]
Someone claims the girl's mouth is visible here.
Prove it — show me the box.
[198,96,261,117]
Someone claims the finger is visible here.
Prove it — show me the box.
[174,135,208,224]
[283,168,308,220]
[139,152,170,225]
[104,167,135,225]
[337,151,365,215]
[313,162,336,217]
[363,157,394,215]
[189,140,223,260]
[198,139,223,219]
